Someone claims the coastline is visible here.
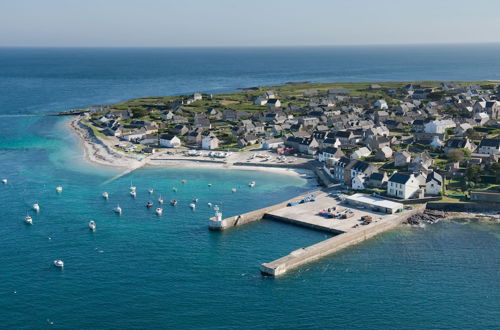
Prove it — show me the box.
[67,116,316,179]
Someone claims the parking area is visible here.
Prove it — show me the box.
[267,192,396,233]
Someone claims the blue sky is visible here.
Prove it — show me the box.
[1,0,499,47]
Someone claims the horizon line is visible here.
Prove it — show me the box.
[1,41,500,49]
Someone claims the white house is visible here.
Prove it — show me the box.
[351,147,371,160]
[424,119,456,134]
[262,138,284,150]
[352,174,366,190]
[193,93,203,101]
[374,99,388,110]
[425,171,442,196]
[202,135,220,150]
[477,138,500,155]
[159,134,181,148]
[430,135,444,149]
[387,172,421,199]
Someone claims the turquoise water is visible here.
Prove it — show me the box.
[0,47,499,329]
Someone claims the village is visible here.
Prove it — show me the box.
[81,81,500,203]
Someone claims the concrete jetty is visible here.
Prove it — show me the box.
[209,189,425,277]
[260,205,424,276]
[208,189,322,231]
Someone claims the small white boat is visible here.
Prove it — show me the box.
[181,180,187,184]
[231,188,237,193]
[146,201,154,208]
[249,181,256,187]
[148,189,154,194]
[24,215,33,225]
[208,183,212,187]
[1,178,7,184]
[213,205,220,212]
[130,190,136,198]
[114,204,122,214]
[155,208,163,216]
[193,198,199,203]
[172,187,177,192]
[33,203,40,212]
[207,202,212,208]
[129,183,136,192]
[158,195,164,204]
[53,260,64,268]
[56,186,63,193]
[102,192,109,199]
[89,220,96,231]
[170,199,177,206]
[189,203,196,210]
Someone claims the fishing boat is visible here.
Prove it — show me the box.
[88,220,96,231]
[102,192,109,199]
[130,190,136,198]
[56,186,63,193]
[148,189,154,194]
[170,199,177,206]
[1,178,7,184]
[155,208,163,216]
[158,195,164,204]
[33,203,40,212]
[231,188,237,193]
[114,204,122,214]
[146,201,154,208]
[24,215,33,225]
[189,203,196,210]
[248,181,256,187]
[53,260,64,268]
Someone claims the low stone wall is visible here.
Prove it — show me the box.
[382,195,441,204]
[426,202,500,212]
[208,189,323,231]
[232,162,314,170]
[260,205,426,276]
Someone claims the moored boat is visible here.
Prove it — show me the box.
[146,201,154,208]
[33,203,40,212]
[231,188,237,193]
[102,192,109,199]
[249,181,256,187]
[1,178,7,184]
[192,198,199,203]
[53,260,64,268]
[148,189,154,194]
[130,190,136,198]
[155,208,163,216]
[114,204,122,214]
[24,215,33,225]
[158,195,164,204]
[170,199,177,206]
[89,220,96,231]
[189,203,196,210]
[56,186,63,193]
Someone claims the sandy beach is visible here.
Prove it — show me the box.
[67,116,317,179]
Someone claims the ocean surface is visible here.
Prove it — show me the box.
[0,45,499,329]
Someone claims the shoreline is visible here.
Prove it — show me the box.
[67,116,316,179]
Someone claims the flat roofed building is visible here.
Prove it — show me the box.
[344,193,404,214]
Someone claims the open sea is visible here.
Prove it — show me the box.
[0,45,499,329]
